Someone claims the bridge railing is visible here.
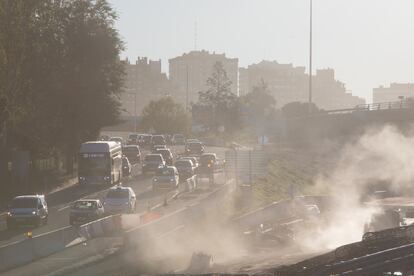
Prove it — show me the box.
[314,99,414,116]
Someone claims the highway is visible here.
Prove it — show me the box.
[0,145,225,248]
[0,145,228,275]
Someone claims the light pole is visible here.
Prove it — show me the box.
[186,65,189,112]
[308,0,313,114]
[127,92,137,133]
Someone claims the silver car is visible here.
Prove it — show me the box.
[103,186,136,214]
[6,195,48,229]
[152,166,179,190]
[69,199,105,225]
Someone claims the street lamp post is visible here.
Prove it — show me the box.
[127,92,137,133]
[186,65,189,112]
[308,0,313,114]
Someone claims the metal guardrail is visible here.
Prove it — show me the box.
[316,99,414,116]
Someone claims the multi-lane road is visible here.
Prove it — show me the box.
[0,145,225,248]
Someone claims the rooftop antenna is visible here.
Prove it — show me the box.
[194,19,197,51]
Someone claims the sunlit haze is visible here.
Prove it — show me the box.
[110,0,414,102]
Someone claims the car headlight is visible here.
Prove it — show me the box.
[142,164,147,167]
[79,176,85,181]
[153,178,158,182]
[32,211,37,215]
[104,176,110,180]
[7,212,12,217]
[170,178,175,182]
[124,202,129,205]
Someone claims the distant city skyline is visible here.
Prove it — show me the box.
[109,0,414,103]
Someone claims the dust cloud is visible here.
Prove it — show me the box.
[121,126,414,274]
[123,181,251,274]
[299,125,414,250]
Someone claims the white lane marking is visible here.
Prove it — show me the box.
[58,205,71,212]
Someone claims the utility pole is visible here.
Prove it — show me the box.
[134,92,137,133]
[127,92,137,132]
[186,65,189,112]
[308,0,313,114]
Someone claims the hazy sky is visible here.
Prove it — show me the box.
[109,0,414,103]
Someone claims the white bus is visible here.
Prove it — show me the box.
[78,141,122,185]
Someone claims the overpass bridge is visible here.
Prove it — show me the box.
[280,99,414,142]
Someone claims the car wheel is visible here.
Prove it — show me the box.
[6,221,15,230]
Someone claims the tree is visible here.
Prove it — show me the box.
[197,61,241,134]
[140,97,189,134]
[242,79,276,121]
[0,0,124,193]
[281,102,319,118]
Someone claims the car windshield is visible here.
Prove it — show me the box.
[74,201,97,209]
[145,155,162,162]
[175,161,191,167]
[157,149,170,156]
[79,154,109,176]
[200,155,215,164]
[129,134,138,139]
[106,190,129,199]
[156,168,174,176]
[123,147,139,154]
[11,198,38,208]
[152,136,165,143]
[188,143,202,150]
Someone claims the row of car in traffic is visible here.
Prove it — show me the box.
[5,185,137,229]
[100,133,186,148]
[5,134,222,230]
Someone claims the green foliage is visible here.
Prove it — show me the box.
[196,61,241,134]
[0,0,124,156]
[140,97,189,134]
[242,79,276,122]
[281,101,319,118]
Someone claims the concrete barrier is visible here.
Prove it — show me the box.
[0,226,80,272]
[0,215,122,272]
[0,239,33,272]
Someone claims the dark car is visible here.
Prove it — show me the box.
[100,135,110,141]
[142,154,165,175]
[198,153,217,174]
[155,148,174,166]
[6,195,48,229]
[152,166,179,190]
[173,134,186,145]
[69,199,104,225]
[174,159,195,181]
[151,144,167,153]
[122,156,132,176]
[123,145,141,164]
[185,142,204,156]
[151,135,166,146]
[165,134,173,145]
[127,133,140,145]
[179,156,199,168]
[140,134,152,148]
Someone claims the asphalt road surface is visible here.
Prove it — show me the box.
[3,146,228,276]
[0,146,226,248]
